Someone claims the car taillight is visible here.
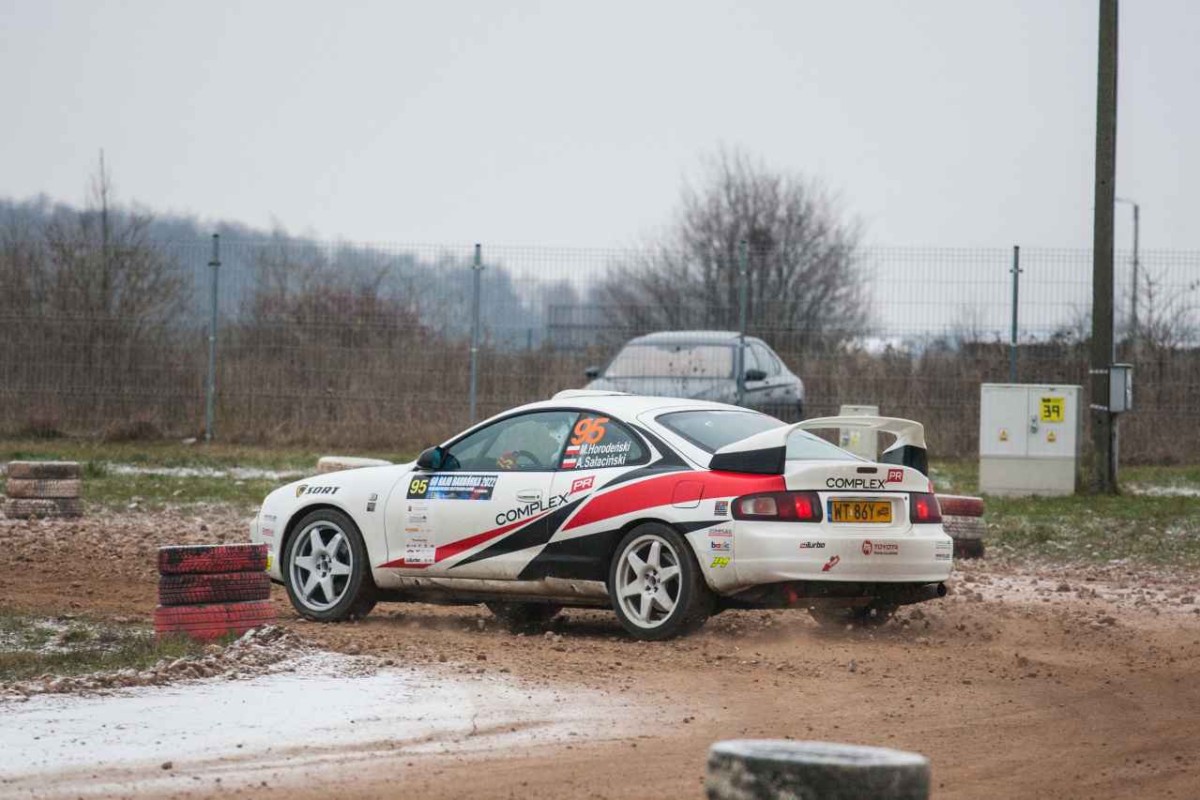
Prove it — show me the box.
[909,492,942,523]
[733,491,823,522]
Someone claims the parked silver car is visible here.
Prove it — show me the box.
[584,331,806,418]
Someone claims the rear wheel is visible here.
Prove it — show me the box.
[609,523,713,641]
[808,600,897,629]
[284,508,377,622]
[486,601,561,633]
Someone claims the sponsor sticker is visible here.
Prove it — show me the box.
[710,556,730,568]
[296,484,339,498]
[798,540,825,550]
[407,474,497,500]
[861,540,899,556]
[265,554,274,571]
[826,477,886,490]
[570,475,595,494]
[262,514,277,523]
[494,492,569,526]
[260,527,275,539]
[714,500,729,516]
[935,552,952,561]
[366,492,378,512]
[403,540,436,565]
[709,539,732,553]
[708,527,733,537]
[821,554,841,572]
[887,468,904,483]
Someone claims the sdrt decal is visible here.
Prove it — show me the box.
[296,484,339,498]
[407,474,497,500]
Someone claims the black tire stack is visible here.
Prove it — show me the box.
[937,494,986,559]
[155,544,275,640]
[3,461,83,518]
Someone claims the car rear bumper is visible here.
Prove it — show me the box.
[714,520,954,593]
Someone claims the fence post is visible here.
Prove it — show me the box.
[205,234,220,443]
[1009,245,1020,383]
[736,239,748,406]
[469,243,483,424]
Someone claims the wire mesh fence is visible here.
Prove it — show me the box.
[0,230,1197,463]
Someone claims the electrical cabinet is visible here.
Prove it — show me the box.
[979,384,1082,496]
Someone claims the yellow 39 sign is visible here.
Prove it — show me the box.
[1039,396,1065,423]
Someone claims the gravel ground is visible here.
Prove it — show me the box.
[1,506,1198,799]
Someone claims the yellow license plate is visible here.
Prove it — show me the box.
[829,499,892,523]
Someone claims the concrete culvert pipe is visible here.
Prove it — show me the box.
[706,740,930,800]
[316,456,392,474]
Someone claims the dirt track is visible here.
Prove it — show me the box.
[3,508,1199,799]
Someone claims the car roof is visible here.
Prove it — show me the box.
[624,330,751,345]
[507,391,753,419]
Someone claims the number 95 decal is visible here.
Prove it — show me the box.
[407,478,429,499]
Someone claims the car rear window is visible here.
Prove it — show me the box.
[604,344,734,379]
[657,410,860,462]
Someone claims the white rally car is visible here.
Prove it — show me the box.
[251,391,953,640]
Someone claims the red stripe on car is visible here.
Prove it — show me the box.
[563,471,785,532]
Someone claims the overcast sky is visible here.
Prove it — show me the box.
[2,0,1197,252]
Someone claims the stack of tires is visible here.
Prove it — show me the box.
[936,494,986,559]
[155,544,275,640]
[3,461,83,518]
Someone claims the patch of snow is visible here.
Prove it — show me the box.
[104,463,306,481]
[1127,484,1200,498]
[0,652,633,796]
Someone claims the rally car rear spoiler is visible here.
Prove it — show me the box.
[709,415,928,476]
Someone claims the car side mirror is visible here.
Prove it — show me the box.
[745,368,768,382]
[584,366,601,380]
[416,446,445,471]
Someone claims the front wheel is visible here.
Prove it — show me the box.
[284,508,377,622]
[608,523,713,641]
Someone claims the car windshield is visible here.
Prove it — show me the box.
[604,343,734,379]
[657,410,861,461]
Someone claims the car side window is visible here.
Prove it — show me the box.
[444,411,577,471]
[751,343,781,376]
[559,413,649,470]
[741,343,762,374]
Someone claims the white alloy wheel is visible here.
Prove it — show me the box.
[614,533,684,630]
[290,520,354,611]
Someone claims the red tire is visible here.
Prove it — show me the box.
[158,544,267,575]
[158,572,271,606]
[154,600,275,640]
[936,494,985,518]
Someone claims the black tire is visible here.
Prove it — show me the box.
[607,522,714,641]
[485,601,562,633]
[158,543,267,575]
[808,601,897,629]
[283,508,377,622]
[158,571,272,606]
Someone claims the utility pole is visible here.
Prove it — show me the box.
[1090,0,1119,494]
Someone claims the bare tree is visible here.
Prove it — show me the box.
[597,147,869,350]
